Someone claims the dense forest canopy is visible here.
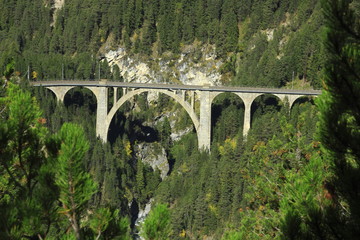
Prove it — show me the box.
[1,0,324,87]
[1,0,360,239]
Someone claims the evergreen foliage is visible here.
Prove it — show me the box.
[0,82,131,239]
[142,204,172,240]
[1,64,324,239]
[281,0,360,239]
[55,123,97,239]
[0,83,53,239]
[0,0,324,88]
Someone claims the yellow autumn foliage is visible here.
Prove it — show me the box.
[218,138,237,155]
[124,140,132,156]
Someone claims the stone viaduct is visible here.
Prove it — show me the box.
[31,80,321,151]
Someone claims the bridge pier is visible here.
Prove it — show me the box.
[88,81,108,142]
[47,86,74,102]
[114,87,118,103]
[96,87,108,142]
[198,91,212,151]
[237,93,261,137]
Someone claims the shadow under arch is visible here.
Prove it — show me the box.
[33,86,58,130]
[290,96,315,109]
[250,93,283,139]
[290,96,317,124]
[251,93,283,118]
[63,86,98,113]
[105,88,200,143]
[108,91,160,144]
[211,92,245,143]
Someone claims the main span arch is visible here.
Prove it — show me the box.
[105,88,200,143]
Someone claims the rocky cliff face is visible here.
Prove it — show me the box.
[50,0,64,26]
[53,0,64,9]
[135,143,169,180]
[105,44,222,86]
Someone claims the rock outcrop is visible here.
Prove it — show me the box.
[50,0,65,26]
[105,45,222,86]
[135,143,169,180]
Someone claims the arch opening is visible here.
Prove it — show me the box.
[211,92,245,143]
[193,91,200,116]
[34,86,57,103]
[250,94,283,141]
[107,87,114,113]
[290,97,318,145]
[108,92,159,144]
[290,96,315,110]
[64,86,97,113]
[63,86,98,138]
[107,90,199,146]
[107,89,200,142]
[107,91,199,177]
[33,87,58,131]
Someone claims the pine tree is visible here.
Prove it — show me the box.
[141,3,157,55]
[0,82,48,197]
[0,83,58,239]
[281,0,360,239]
[220,0,239,53]
[316,0,360,237]
[157,0,175,52]
[55,122,97,240]
[160,117,172,152]
[142,204,172,240]
[135,0,144,29]
[136,158,146,204]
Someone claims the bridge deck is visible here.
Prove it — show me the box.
[30,80,321,96]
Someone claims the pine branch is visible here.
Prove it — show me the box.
[2,162,25,192]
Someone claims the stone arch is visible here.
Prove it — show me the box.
[290,95,311,109]
[61,86,98,113]
[105,88,200,141]
[249,93,283,135]
[46,86,101,103]
[273,94,306,109]
[252,93,283,112]
[290,95,315,108]
[46,86,75,102]
[37,86,57,101]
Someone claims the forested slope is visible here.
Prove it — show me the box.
[1,0,324,87]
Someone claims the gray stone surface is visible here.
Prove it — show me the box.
[135,143,169,180]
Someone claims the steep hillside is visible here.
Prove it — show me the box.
[0,0,323,88]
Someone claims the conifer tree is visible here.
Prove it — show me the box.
[135,0,144,29]
[316,0,360,237]
[282,0,360,238]
[0,83,57,239]
[55,123,97,240]
[142,204,172,240]
[141,4,156,55]
[159,117,172,152]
